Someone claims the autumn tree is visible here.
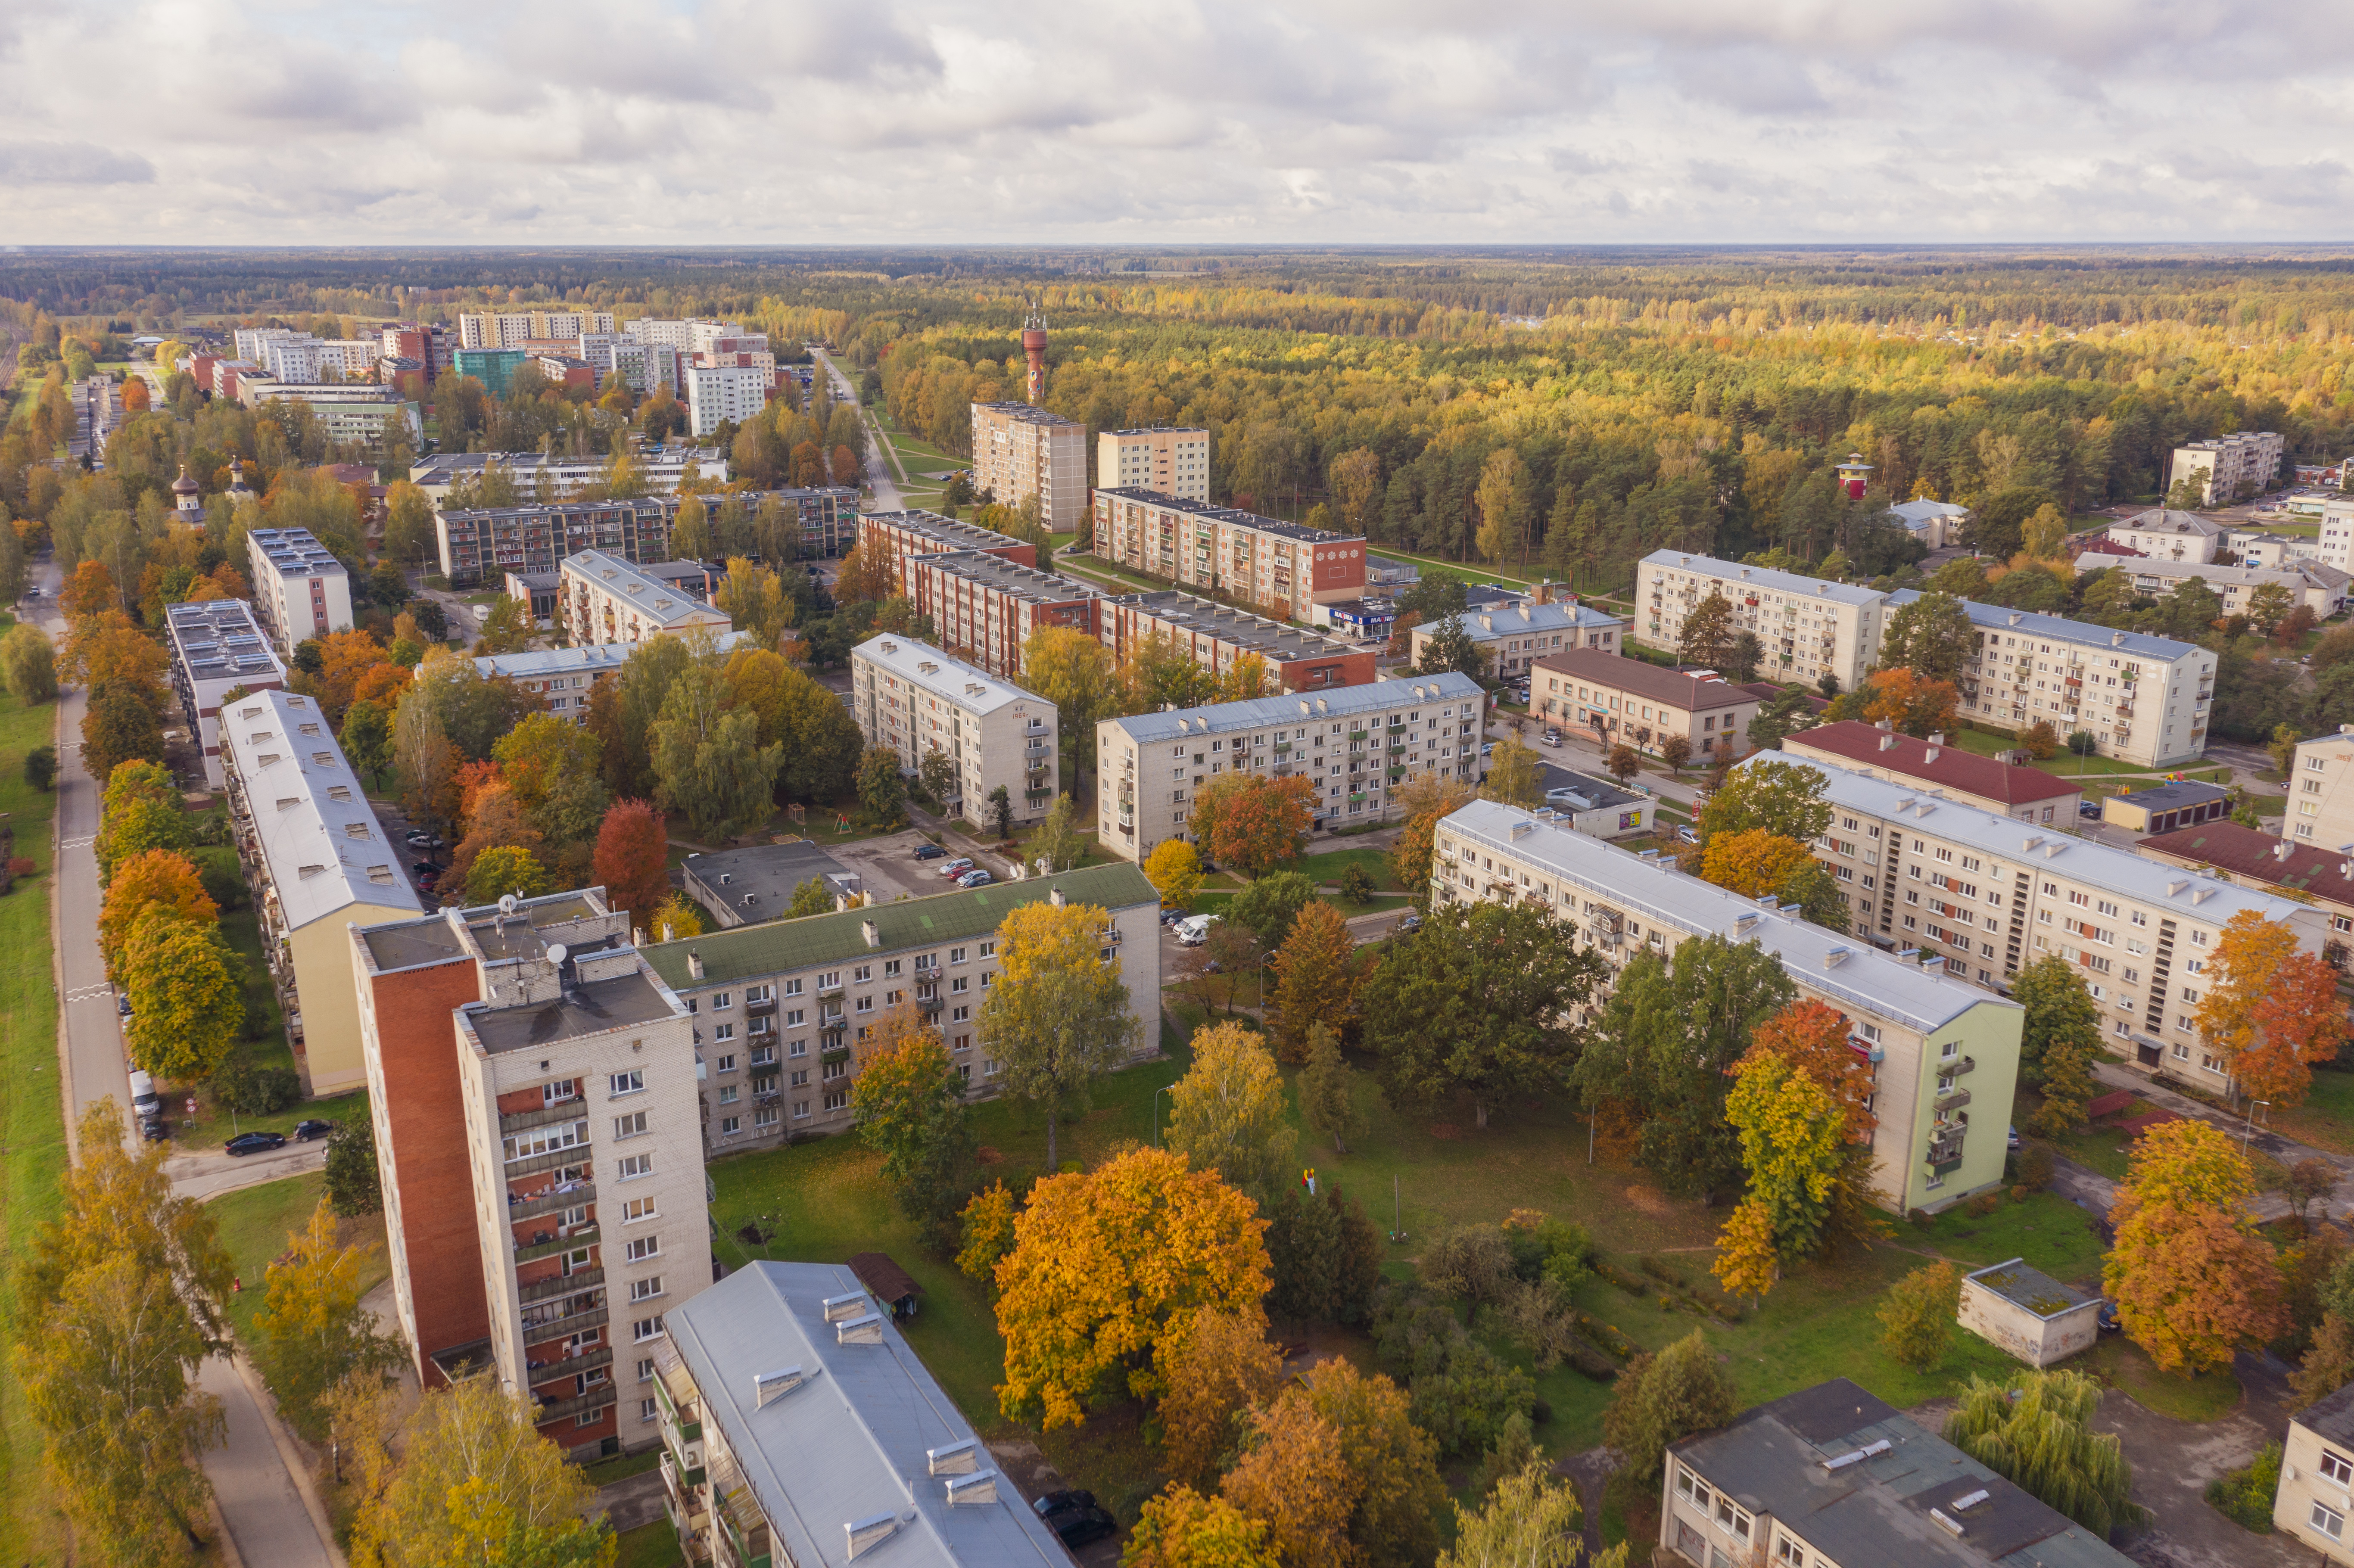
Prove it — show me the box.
[849,1008,974,1244]
[1599,1331,1736,1506]
[1677,589,1737,670]
[0,622,57,702]
[98,847,216,977]
[256,1199,407,1442]
[650,660,783,841]
[1166,1024,1297,1201]
[1943,1370,2139,1536]
[1222,1358,1446,1568]
[1697,825,1847,929]
[96,757,188,884]
[977,898,1143,1169]
[1023,624,1118,783]
[1709,1197,1780,1304]
[1269,902,1367,1061]
[2241,952,2350,1105]
[59,557,117,616]
[1298,1025,1366,1155]
[1157,1306,1285,1489]
[2102,1118,2285,1375]
[1878,591,1977,682]
[81,678,165,781]
[591,799,671,929]
[121,909,243,1081]
[651,891,704,942]
[993,1147,1270,1430]
[1145,839,1205,911]
[1189,773,1317,878]
[465,844,551,904]
[1859,667,1960,737]
[1695,757,1831,843]
[1438,1459,1619,1568]
[1878,1260,1961,1370]
[1125,1487,1279,1568]
[715,557,796,647]
[1480,735,1544,807]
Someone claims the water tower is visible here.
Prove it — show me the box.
[1021,296,1048,405]
[1834,452,1874,501]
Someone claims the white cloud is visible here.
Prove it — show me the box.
[0,0,2345,240]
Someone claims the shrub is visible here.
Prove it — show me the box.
[24,745,56,792]
[1369,1281,1537,1456]
[2205,1442,2281,1533]
[1422,1224,1519,1305]
[1967,1192,2002,1217]
[7,857,34,878]
[2018,1145,2055,1192]
[212,1055,301,1114]
[1909,1207,1933,1228]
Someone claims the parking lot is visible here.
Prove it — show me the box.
[826,828,980,902]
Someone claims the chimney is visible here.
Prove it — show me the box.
[687,950,704,980]
[1928,732,1945,746]
[861,919,880,949]
[1534,580,1554,605]
[1924,745,1940,763]
[1050,885,1066,907]
[1878,733,1896,752]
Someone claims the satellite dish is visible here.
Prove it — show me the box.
[546,943,568,966]
[498,893,520,915]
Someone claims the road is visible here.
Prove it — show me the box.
[810,347,905,510]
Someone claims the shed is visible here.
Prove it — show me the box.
[848,1252,923,1319]
[2102,778,2231,836]
[1959,1258,2102,1368]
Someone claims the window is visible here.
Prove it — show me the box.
[1675,1467,1709,1509]
[711,991,732,1009]
[625,1235,660,1262]
[542,1079,578,1105]
[2324,1449,2354,1487]
[630,1276,665,1302]
[613,1111,647,1138]
[502,1120,587,1163]
[632,1315,666,1343]
[823,1090,849,1112]
[2314,1502,2346,1542]
[639,1397,659,1423]
[609,1070,644,1097]
[712,1023,735,1041]
[950,946,968,964]
[636,1356,656,1382]
[576,1410,602,1429]
[617,1153,652,1181]
[622,1195,657,1223]
[1775,1535,1809,1566]
[980,941,996,957]
[719,1115,740,1134]
[716,1053,736,1073]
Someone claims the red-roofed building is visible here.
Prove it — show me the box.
[2136,821,2354,946]
[2069,533,2146,566]
[1784,720,2083,824]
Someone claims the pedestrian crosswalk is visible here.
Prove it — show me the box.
[65,984,115,1004]
[60,835,94,849]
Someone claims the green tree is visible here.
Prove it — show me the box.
[1877,1260,1961,1370]
[81,678,165,782]
[1600,1330,1737,1506]
[1415,614,1488,678]
[341,697,392,788]
[1337,863,1376,905]
[121,910,243,1081]
[978,898,1144,1169]
[464,844,551,904]
[1943,1371,2139,1536]
[857,744,908,824]
[1298,1024,1365,1155]
[0,622,58,702]
[1437,1459,1620,1568]
[1361,899,1607,1130]
[788,877,834,918]
[1031,794,1087,872]
[2247,582,2295,635]
[1227,869,1316,952]
[987,784,1015,840]
[1745,687,1818,752]
[1165,1022,1296,1200]
[650,661,784,841]
[1695,757,1832,843]
[1723,1055,1847,1260]
[918,747,957,804]
[1678,589,1737,669]
[2036,1031,2100,1139]
[2010,954,2101,1089]
[850,1011,975,1244]
[1480,736,1544,806]
[325,1117,382,1217]
[1878,590,1977,682]
[25,743,57,790]
[256,1199,408,1441]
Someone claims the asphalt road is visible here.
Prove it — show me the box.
[811,346,904,510]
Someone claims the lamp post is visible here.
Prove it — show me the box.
[1257,947,1279,1019]
[1152,1085,1172,1148]
[2242,1098,2271,1151]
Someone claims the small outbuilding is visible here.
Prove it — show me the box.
[1959,1257,2102,1368]
[2102,778,2231,836]
[848,1251,923,1320]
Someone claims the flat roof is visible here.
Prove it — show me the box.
[667,1263,1072,1568]
[1641,550,1886,608]
[440,499,665,523]
[1100,426,1209,437]
[1440,800,2009,1035]
[1885,590,2205,663]
[1095,488,1365,547]
[1111,589,1363,662]
[468,635,747,683]
[854,635,1050,717]
[864,510,1031,554]
[220,689,421,930]
[1535,647,1756,712]
[1773,755,2314,928]
[1106,672,1481,745]
[358,888,609,974]
[1786,722,2079,806]
[2118,557,2352,590]
[2112,508,2223,536]
[247,527,347,577]
[467,968,676,1052]
[165,600,286,685]
[2110,778,2229,812]
[1964,1259,2097,1319]
[682,841,854,915]
[972,400,1080,428]
[643,864,1155,990]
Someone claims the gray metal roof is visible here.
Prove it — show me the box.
[1642,550,1886,607]
[2118,557,2352,591]
[2298,1378,2354,1448]
[1095,487,1364,546]
[1440,799,2010,1035]
[1769,755,2313,928]
[1884,590,2205,663]
[1104,672,1482,746]
[220,689,422,930]
[467,635,749,682]
[1453,600,1622,640]
[165,599,285,685]
[669,1262,1071,1568]
[855,635,1050,718]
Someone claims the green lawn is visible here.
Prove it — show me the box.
[585,1448,664,1487]
[615,1519,685,1568]
[1945,725,2226,783]
[206,1171,390,1348]
[2264,1068,2354,1156]
[0,686,66,1563]
[1293,845,1405,893]
[1366,548,1542,591]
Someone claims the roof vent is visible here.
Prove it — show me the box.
[688,950,704,980]
[1923,747,1940,763]
[2112,631,2126,647]
[1050,886,1067,907]
[945,1472,999,1506]
[754,1367,807,1406]
[847,1512,900,1560]
[2008,613,2022,626]
[1820,1436,1893,1471]
[1823,945,1850,969]
[1951,1488,1991,1512]
[927,1439,980,1476]
[836,1312,885,1345]
[822,1291,866,1323]
[1879,734,1896,752]
[1929,1509,1965,1538]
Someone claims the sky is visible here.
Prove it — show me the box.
[1,0,2350,245]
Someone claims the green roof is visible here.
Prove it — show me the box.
[642,862,1157,989]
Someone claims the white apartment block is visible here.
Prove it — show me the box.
[2317,497,2354,573]
[1093,488,1370,621]
[581,335,681,397]
[458,311,617,349]
[851,635,1058,831]
[245,527,354,653]
[2287,727,2354,846]
[233,326,296,362]
[1774,753,2329,1085]
[1096,673,1487,863]
[971,401,1087,533]
[2169,431,2285,505]
[2273,1381,2354,1559]
[2103,508,2224,562]
[1098,427,1211,502]
[1434,799,2023,1213]
[1887,594,2217,768]
[625,318,739,353]
[165,600,287,788]
[467,638,747,724]
[407,448,724,504]
[1637,552,1887,693]
[1406,595,1622,678]
[685,364,770,437]
[2114,557,2353,618]
[559,550,732,646]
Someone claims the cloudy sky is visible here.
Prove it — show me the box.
[0,0,2348,244]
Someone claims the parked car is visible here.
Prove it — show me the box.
[405,831,445,849]
[1395,910,1423,934]
[1034,1492,1118,1549]
[939,857,975,878]
[1174,914,1220,946]
[293,1119,336,1142]
[1675,825,1700,845]
[956,869,993,889]
[116,992,133,1017]
[913,843,947,860]
[139,1116,171,1143]
[225,1131,287,1157]
[2096,1299,2122,1335]
[1542,729,1562,747]
[2008,1124,2021,1151]
[2078,801,2102,819]
[411,860,441,878]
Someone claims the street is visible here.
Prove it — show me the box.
[811,346,905,510]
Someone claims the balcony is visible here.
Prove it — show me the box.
[532,1383,617,1428]
[1946,1055,1976,1077]
[816,983,845,1002]
[498,1097,587,1135]
[919,995,944,1014]
[515,1224,599,1263]
[525,1343,613,1383]
[1934,1086,1973,1112]
[509,1182,595,1222]
[520,1266,604,1305]
[522,1305,609,1347]
[505,1143,593,1180]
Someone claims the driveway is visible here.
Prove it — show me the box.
[826,828,956,904]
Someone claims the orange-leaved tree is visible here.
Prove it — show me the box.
[2102,1117,2283,1374]
[1194,773,1316,879]
[1268,901,1368,1062]
[98,849,217,978]
[1125,1486,1277,1568]
[314,629,391,720]
[993,1146,1269,1431]
[1861,667,1959,737]
[2195,909,2300,1080]
[1699,827,1817,903]
[2240,953,2351,1104]
[59,559,117,618]
[1220,1357,1445,1568]
[1156,1305,1284,1490]
[1740,996,1877,1139]
[591,799,671,928]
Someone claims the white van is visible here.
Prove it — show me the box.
[1174,914,1219,947]
[127,1069,160,1121]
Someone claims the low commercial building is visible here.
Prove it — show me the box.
[1097,674,1488,863]
[2102,507,2225,562]
[351,888,709,1458]
[1404,594,1623,679]
[900,551,1102,681]
[1887,594,2216,768]
[655,1260,1075,1568]
[560,551,734,645]
[1783,720,2083,824]
[1092,488,1368,621]
[1098,426,1211,502]
[245,527,353,654]
[1436,799,2022,1213]
[858,511,1037,589]
[164,599,287,788]
[679,843,859,930]
[640,865,1161,1149]
[971,401,1087,532]
[1660,1378,2135,1568]
[2100,778,2230,836]
[1637,551,1889,693]
[1104,590,1374,693]
[1771,753,2330,1080]
[1958,1259,2102,1368]
[222,690,423,1095]
[2289,726,2354,845]
[1539,768,1653,840]
[685,364,771,436]
[408,450,726,505]
[1532,647,1759,761]
[2273,1379,2354,1558]
[852,635,1058,830]
[2168,430,2284,506]
[1307,597,1396,642]
[463,638,742,722]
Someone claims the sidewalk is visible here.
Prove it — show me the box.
[2090,1058,2354,1220]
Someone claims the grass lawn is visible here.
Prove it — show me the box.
[0,686,65,1562]
[1293,845,1405,893]
[614,1520,684,1568]
[585,1447,664,1486]
[2082,1335,2243,1421]
[2264,1069,2354,1156]
[1366,548,1541,591]
[206,1172,391,1349]
[1946,726,2221,781]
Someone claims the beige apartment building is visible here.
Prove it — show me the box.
[1097,673,1487,862]
[2169,430,2284,505]
[559,549,732,646]
[1776,754,2329,1085]
[1533,648,1759,761]
[2102,508,2225,562]
[851,635,1058,830]
[457,310,617,349]
[2288,726,2354,845]
[2274,1381,2354,1560]
[1404,593,1622,679]
[1093,489,1369,620]
[1784,720,2083,823]
[1637,551,1887,692]
[1098,427,1211,502]
[971,401,1087,532]
[1435,799,2023,1213]
[2115,556,2353,618]
[246,527,355,655]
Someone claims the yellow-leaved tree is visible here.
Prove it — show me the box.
[1165,1023,1298,1203]
[1144,838,1205,912]
[977,897,1142,1170]
[1156,1305,1285,1490]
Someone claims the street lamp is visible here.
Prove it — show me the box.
[1152,1085,1173,1148]
[2242,1098,2272,1151]
[1257,947,1279,1016]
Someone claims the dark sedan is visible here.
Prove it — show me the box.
[224,1131,286,1157]
[1033,1490,1117,1549]
[139,1116,171,1142]
[913,843,947,860]
[293,1119,337,1142]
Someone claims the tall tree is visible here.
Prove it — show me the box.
[0,622,57,702]
[977,898,1144,1169]
[1877,591,1977,682]
[1144,839,1205,911]
[1698,826,1848,929]
[1165,1023,1297,1200]
[1694,758,1831,843]
[1126,1487,1279,1568]
[255,1200,407,1442]
[1223,1359,1445,1568]
[590,799,671,930]
[2103,1118,2284,1374]
[121,909,243,1081]
[649,660,783,841]
[1031,794,1087,872]
[1943,1371,2139,1536]
[850,1008,975,1245]
[1189,773,1317,878]
[1480,736,1544,807]
[2241,952,2350,1104]
[97,847,216,977]
[1268,901,1367,1061]
[1022,624,1118,784]
[341,697,393,788]
[1156,1307,1286,1490]
[1722,1055,1847,1262]
[2010,954,2100,1089]
[1599,1330,1736,1506]
[1297,1025,1366,1155]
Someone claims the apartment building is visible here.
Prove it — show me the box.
[1098,426,1211,501]
[233,326,296,362]
[165,600,287,788]
[852,636,1058,830]
[1099,675,1487,863]
[1405,594,1622,678]
[970,402,1087,532]
[2102,508,2224,562]
[1092,488,1369,620]
[623,319,752,356]
[581,334,681,397]
[858,511,1037,589]
[467,638,745,723]
[1884,497,1970,550]
[456,310,618,349]
[2115,556,2352,618]
[2273,1381,2354,1560]
[1435,799,2022,1213]
[1104,590,1375,693]
[1774,754,2329,1083]
[351,888,708,1458]
[2135,823,2354,950]
[1636,552,1887,692]
[560,551,733,645]
[2287,727,2354,845]
[900,551,1102,681]
[1886,594,2215,768]
[438,498,677,586]
[1660,1378,2136,1568]
[245,527,354,653]
[451,348,526,397]
[222,691,423,1095]
[2169,430,2285,505]
[639,865,1161,1149]
[685,364,771,437]
[1783,721,2083,824]
[656,1260,1074,1568]
[1533,649,1758,759]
